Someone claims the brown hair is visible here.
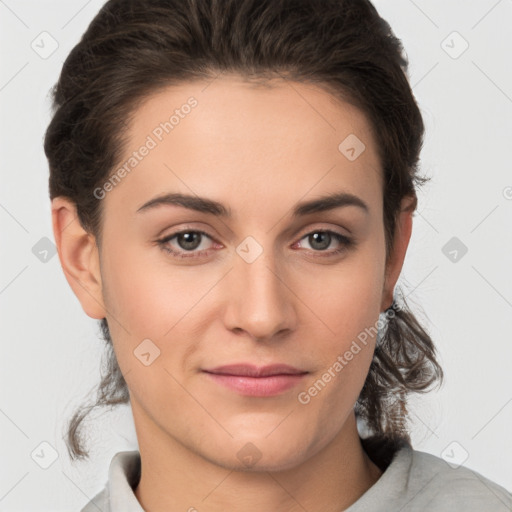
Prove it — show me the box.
[44,0,443,461]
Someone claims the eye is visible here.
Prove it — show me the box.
[157,230,218,259]
[294,230,354,258]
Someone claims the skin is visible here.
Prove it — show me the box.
[52,74,414,512]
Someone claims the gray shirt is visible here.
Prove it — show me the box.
[80,438,512,511]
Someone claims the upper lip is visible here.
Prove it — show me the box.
[203,363,308,377]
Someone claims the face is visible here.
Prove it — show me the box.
[57,75,410,472]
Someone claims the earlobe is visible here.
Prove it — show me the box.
[51,197,106,320]
[380,195,416,312]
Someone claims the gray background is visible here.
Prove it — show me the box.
[1,0,511,510]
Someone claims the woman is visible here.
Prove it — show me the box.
[45,0,512,510]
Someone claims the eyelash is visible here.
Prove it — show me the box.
[156,228,354,260]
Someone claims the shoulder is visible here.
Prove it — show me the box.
[357,435,512,511]
[406,448,512,510]
[80,487,109,512]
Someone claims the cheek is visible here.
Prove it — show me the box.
[100,246,223,384]
[305,248,385,341]
[99,247,176,375]
[296,242,385,399]
[102,243,207,333]
[298,272,382,423]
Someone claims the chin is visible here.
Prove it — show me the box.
[205,434,313,473]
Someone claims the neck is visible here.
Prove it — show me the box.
[133,409,383,512]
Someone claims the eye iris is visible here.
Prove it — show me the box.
[177,232,202,251]
[309,232,331,250]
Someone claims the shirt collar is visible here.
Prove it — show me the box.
[108,450,144,511]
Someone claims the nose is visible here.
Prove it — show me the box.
[223,243,297,342]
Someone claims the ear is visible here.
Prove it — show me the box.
[51,197,106,319]
[380,194,416,312]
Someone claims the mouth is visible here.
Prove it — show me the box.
[203,363,307,377]
[202,363,309,397]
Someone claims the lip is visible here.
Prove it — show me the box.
[204,363,306,377]
[202,363,308,397]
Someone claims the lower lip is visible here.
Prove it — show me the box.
[203,372,307,397]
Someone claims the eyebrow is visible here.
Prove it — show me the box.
[136,191,369,217]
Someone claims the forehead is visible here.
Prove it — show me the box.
[104,74,383,220]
